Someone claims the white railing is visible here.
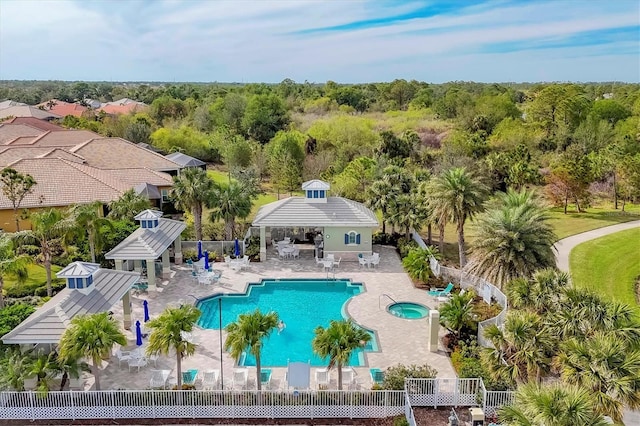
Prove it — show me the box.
[483,390,516,418]
[411,231,508,348]
[404,378,482,408]
[404,391,417,426]
[183,240,245,258]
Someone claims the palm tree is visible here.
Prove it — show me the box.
[388,191,430,240]
[107,189,151,221]
[467,189,556,288]
[68,201,113,263]
[499,382,608,426]
[209,181,254,240]
[365,178,395,234]
[482,310,553,385]
[0,233,31,309]
[0,348,29,391]
[146,304,201,388]
[58,312,126,391]
[555,333,640,422]
[14,209,73,297]
[312,319,371,390]
[171,167,215,241]
[224,308,279,391]
[505,269,569,314]
[439,290,475,341]
[427,167,488,267]
[50,350,89,391]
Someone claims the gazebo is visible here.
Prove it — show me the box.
[252,180,379,261]
[1,262,140,345]
[105,209,186,298]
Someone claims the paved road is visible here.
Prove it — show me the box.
[553,219,640,426]
[553,220,640,272]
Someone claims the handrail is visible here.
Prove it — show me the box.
[379,293,398,310]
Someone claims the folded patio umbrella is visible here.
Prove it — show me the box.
[197,240,203,259]
[234,239,240,258]
[135,320,143,346]
[143,300,150,322]
[204,251,209,270]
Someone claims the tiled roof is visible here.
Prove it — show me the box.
[2,117,64,131]
[0,100,27,110]
[0,158,128,209]
[252,196,379,227]
[70,138,181,171]
[105,218,186,260]
[0,106,61,120]
[37,100,87,118]
[105,168,174,187]
[5,130,100,146]
[1,267,139,345]
[0,123,44,144]
[0,146,85,166]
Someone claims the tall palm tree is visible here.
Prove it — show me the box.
[67,201,113,263]
[58,312,126,391]
[499,382,609,426]
[107,189,151,221]
[14,209,73,297]
[312,320,371,390]
[209,181,254,240]
[224,308,279,391]
[467,189,556,288]
[0,233,31,309]
[365,178,395,234]
[146,304,201,388]
[171,167,215,241]
[388,190,430,240]
[505,269,569,315]
[482,310,553,385]
[427,167,488,267]
[555,333,640,422]
[439,290,475,341]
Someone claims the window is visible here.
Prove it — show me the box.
[153,219,159,227]
[141,221,147,229]
[344,231,361,245]
[67,278,76,289]
[161,189,169,202]
[76,278,84,289]
[313,190,319,198]
[307,190,312,198]
[319,190,325,198]
[86,275,93,288]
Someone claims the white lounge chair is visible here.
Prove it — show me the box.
[232,368,248,389]
[315,368,330,389]
[150,369,166,389]
[202,369,219,390]
[333,257,342,269]
[224,256,232,267]
[341,367,356,389]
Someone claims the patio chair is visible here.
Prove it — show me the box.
[150,369,166,389]
[292,247,300,259]
[326,253,335,262]
[128,356,148,372]
[182,369,198,386]
[315,368,330,389]
[315,256,324,267]
[370,254,380,268]
[342,367,356,390]
[241,255,250,268]
[202,369,219,390]
[232,368,249,389]
[369,368,385,386]
[358,256,368,268]
[224,256,232,267]
[428,282,454,298]
[114,348,132,367]
[261,368,272,389]
[332,257,342,269]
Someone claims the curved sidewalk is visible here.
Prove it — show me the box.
[553,220,640,272]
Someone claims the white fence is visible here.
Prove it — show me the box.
[183,240,245,258]
[0,378,515,421]
[411,231,508,348]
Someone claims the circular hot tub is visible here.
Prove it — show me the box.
[387,302,429,319]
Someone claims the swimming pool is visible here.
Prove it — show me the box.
[196,279,377,367]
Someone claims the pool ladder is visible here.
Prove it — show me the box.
[379,293,398,310]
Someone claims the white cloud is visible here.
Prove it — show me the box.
[0,0,637,82]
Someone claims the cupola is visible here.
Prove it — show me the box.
[56,261,100,295]
[301,180,330,204]
[134,209,163,231]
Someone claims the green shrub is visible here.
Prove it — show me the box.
[372,232,401,246]
[402,248,435,283]
[382,363,437,390]
[34,279,66,297]
[396,237,418,258]
[245,236,261,261]
[0,303,35,341]
[183,249,198,262]
[393,416,410,426]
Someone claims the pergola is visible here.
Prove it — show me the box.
[105,210,185,328]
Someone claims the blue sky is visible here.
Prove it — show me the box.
[0,0,638,83]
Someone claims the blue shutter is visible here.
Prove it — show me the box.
[76,278,84,289]
[356,234,361,244]
[319,190,325,198]
[67,278,75,289]
[344,233,349,244]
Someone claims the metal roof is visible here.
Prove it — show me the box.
[105,218,186,260]
[134,183,161,199]
[134,209,163,220]
[252,196,378,228]
[1,268,139,345]
[57,262,100,278]
[302,179,331,190]
[165,152,206,168]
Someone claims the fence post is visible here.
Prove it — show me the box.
[350,391,354,419]
[152,390,156,419]
[69,390,75,420]
[29,391,35,421]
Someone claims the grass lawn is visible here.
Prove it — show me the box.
[207,169,233,185]
[4,264,63,296]
[548,204,640,240]
[569,228,640,308]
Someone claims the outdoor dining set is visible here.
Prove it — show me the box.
[275,238,300,259]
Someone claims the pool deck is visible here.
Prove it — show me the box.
[95,245,456,391]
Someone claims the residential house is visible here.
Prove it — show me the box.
[0,106,61,121]
[36,99,88,117]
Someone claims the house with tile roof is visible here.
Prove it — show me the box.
[0,106,61,120]
[36,99,88,118]
[98,98,148,115]
[1,117,64,131]
[0,100,27,110]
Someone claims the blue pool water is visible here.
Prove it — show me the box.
[196,279,377,367]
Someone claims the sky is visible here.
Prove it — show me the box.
[0,0,638,83]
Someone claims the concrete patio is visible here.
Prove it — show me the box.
[89,245,456,391]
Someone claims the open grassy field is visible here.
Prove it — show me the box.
[569,228,640,308]
[4,264,63,296]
